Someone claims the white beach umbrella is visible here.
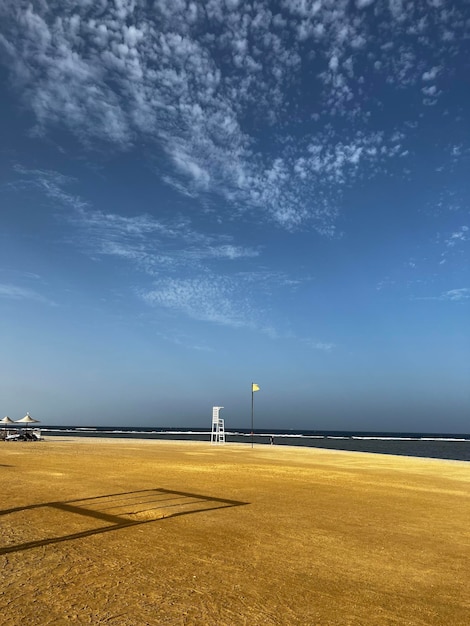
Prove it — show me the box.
[16,413,39,429]
[15,412,40,424]
[14,413,40,440]
[1,415,16,439]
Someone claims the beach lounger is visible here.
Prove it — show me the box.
[5,433,22,441]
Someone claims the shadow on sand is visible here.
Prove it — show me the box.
[0,488,248,555]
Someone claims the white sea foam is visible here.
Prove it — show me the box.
[420,437,467,442]
[352,436,420,441]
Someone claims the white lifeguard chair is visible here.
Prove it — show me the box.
[211,406,225,444]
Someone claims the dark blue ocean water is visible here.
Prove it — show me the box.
[39,426,470,461]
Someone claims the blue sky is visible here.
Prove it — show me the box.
[1,0,469,431]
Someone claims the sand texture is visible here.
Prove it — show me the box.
[1,438,469,625]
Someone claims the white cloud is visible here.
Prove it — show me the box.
[422,66,440,81]
[143,278,337,350]
[0,283,55,305]
[413,287,470,302]
[10,166,290,335]
[12,166,260,272]
[440,288,470,302]
[11,166,88,213]
[1,0,465,231]
[446,226,469,247]
[156,331,214,352]
[437,225,469,265]
[310,341,336,352]
[141,277,256,329]
[71,208,260,271]
[207,245,259,260]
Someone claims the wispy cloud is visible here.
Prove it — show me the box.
[144,279,336,351]
[439,288,470,302]
[6,162,338,350]
[10,167,318,341]
[438,225,469,265]
[156,331,214,353]
[297,336,336,352]
[10,165,88,213]
[1,1,464,230]
[412,287,470,302]
[445,226,469,248]
[72,207,262,275]
[0,283,55,305]
[310,341,336,353]
[11,167,260,273]
[140,276,256,330]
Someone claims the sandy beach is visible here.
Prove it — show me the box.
[1,438,469,625]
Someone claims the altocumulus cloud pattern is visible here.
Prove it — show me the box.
[2,0,467,230]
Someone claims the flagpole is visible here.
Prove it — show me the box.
[251,382,254,448]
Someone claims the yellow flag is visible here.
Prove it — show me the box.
[252,383,260,392]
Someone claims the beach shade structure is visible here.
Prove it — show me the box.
[1,415,16,441]
[15,412,40,425]
[1,415,15,431]
[14,413,41,441]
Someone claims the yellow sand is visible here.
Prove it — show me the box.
[1,438,469,625]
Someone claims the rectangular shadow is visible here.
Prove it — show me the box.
[0,488,248,555]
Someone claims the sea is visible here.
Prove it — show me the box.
[38,426,470,462]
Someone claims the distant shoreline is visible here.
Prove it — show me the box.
[27,435,469,464]
[31,427,470,462]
